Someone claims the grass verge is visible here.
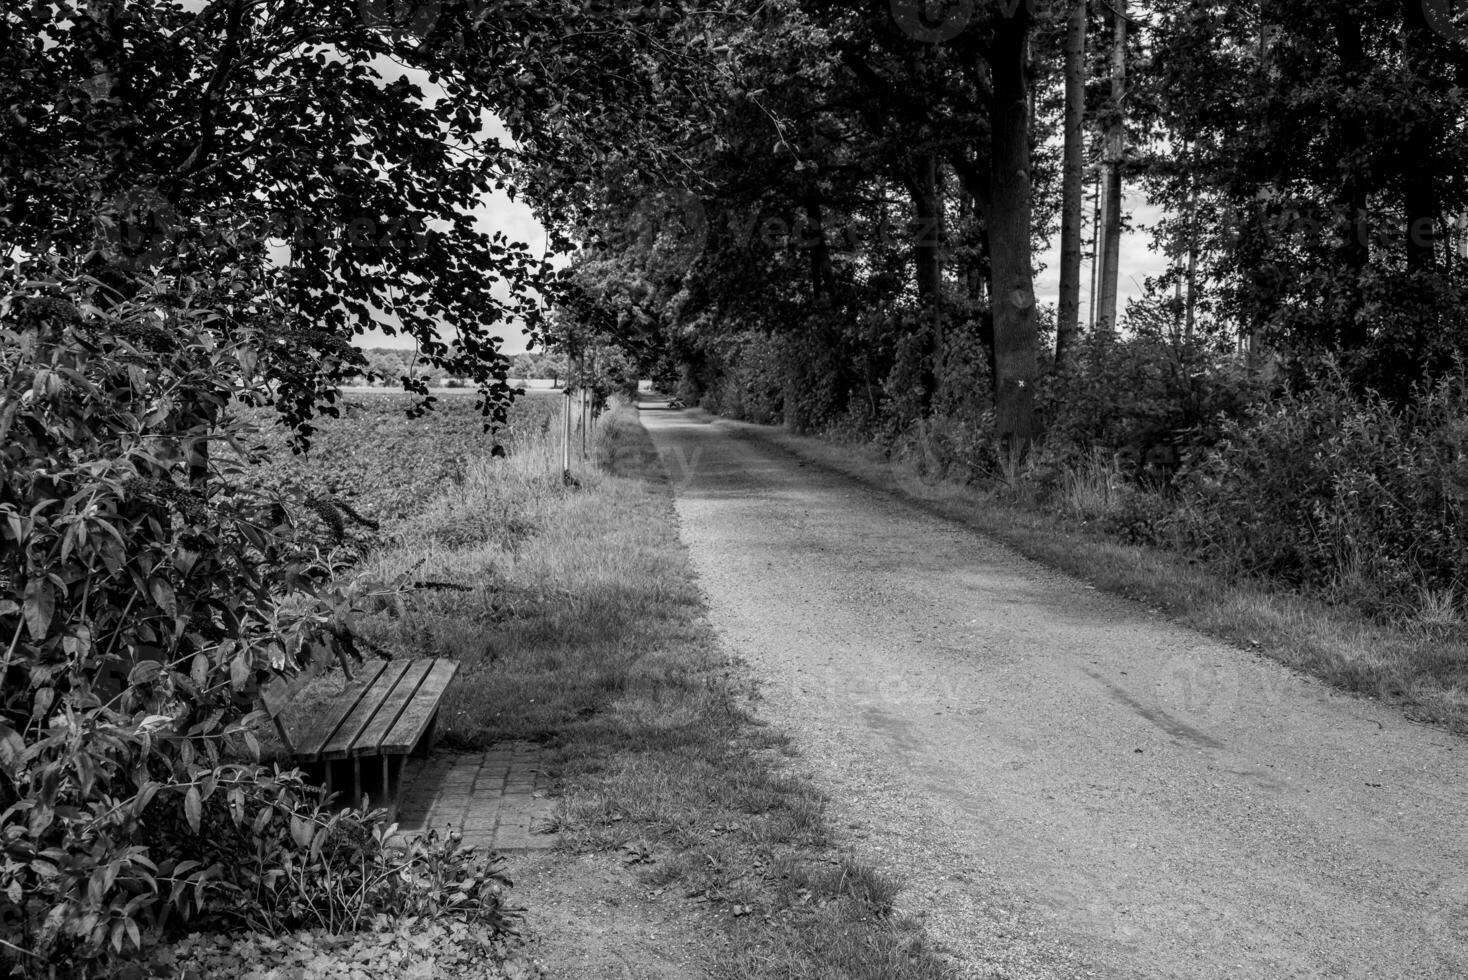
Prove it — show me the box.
[707,412,1468,734]
[356,400,954,980]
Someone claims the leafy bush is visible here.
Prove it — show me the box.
[0,271,440,976]
[1038,327,1262,484]
[1177,364,1468,620]
[694,331,786,425]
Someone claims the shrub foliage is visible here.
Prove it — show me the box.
[0,271,493,976]
[1179,366,1468,619]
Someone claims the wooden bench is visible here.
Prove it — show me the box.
[260,657,460,819]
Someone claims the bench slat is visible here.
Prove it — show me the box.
[289,659,393,762]
[337,658,438,759]
[315,660,417,761]
[378,659,459,755]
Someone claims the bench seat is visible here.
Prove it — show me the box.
[261,657,459,818]
[291,657,458,761]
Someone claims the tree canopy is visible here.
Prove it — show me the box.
[1,0,726,431]
[547,0,1468,433]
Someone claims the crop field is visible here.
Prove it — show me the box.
[232,389,563,542]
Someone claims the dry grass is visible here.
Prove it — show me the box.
[721,415,1468,734]
[337,400,954,980]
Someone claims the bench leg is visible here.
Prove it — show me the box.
[381,755,391,812]
[383,754,401,825]
[412,714,438,759]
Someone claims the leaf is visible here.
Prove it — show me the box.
[134,781,162,814]
[0,724,23,773]
[60,625,92,657]
[290,814,314,848]
[2,510,22,545]
[230,654,251,691]
[30,687,53,720]
[149,577,177,619]
[127,659,163,685]
[73,751,95,796]
[184,785,202,833]
[191,652,209,688]
[22,577,54,639]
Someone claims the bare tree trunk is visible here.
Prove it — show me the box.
[907,153,943,407]
[1185,207,1198,339]
[1096,0,1127,335]
[988,4,1038,449]
[1088,171,1100,330]
[1056,0,1088,369]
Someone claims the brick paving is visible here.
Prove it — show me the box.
[396,742,557,851]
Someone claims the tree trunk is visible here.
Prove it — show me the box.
[1332,6,1370,348]
[1178,156,1198,340]
[1185,201,1198,339]
[907,153,943,407]
[1056,0,1088,369]
[803,196,832,302]
[1088,170,1100,329]
[988,4,1039,449]
[1402,0,1440,275]
[1096,0,1127,335]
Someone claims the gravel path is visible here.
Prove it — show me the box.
[640,400,1468,980]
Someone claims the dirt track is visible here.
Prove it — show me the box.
[640,400,1468,980]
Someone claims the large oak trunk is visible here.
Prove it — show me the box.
[988,5,1038,448]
